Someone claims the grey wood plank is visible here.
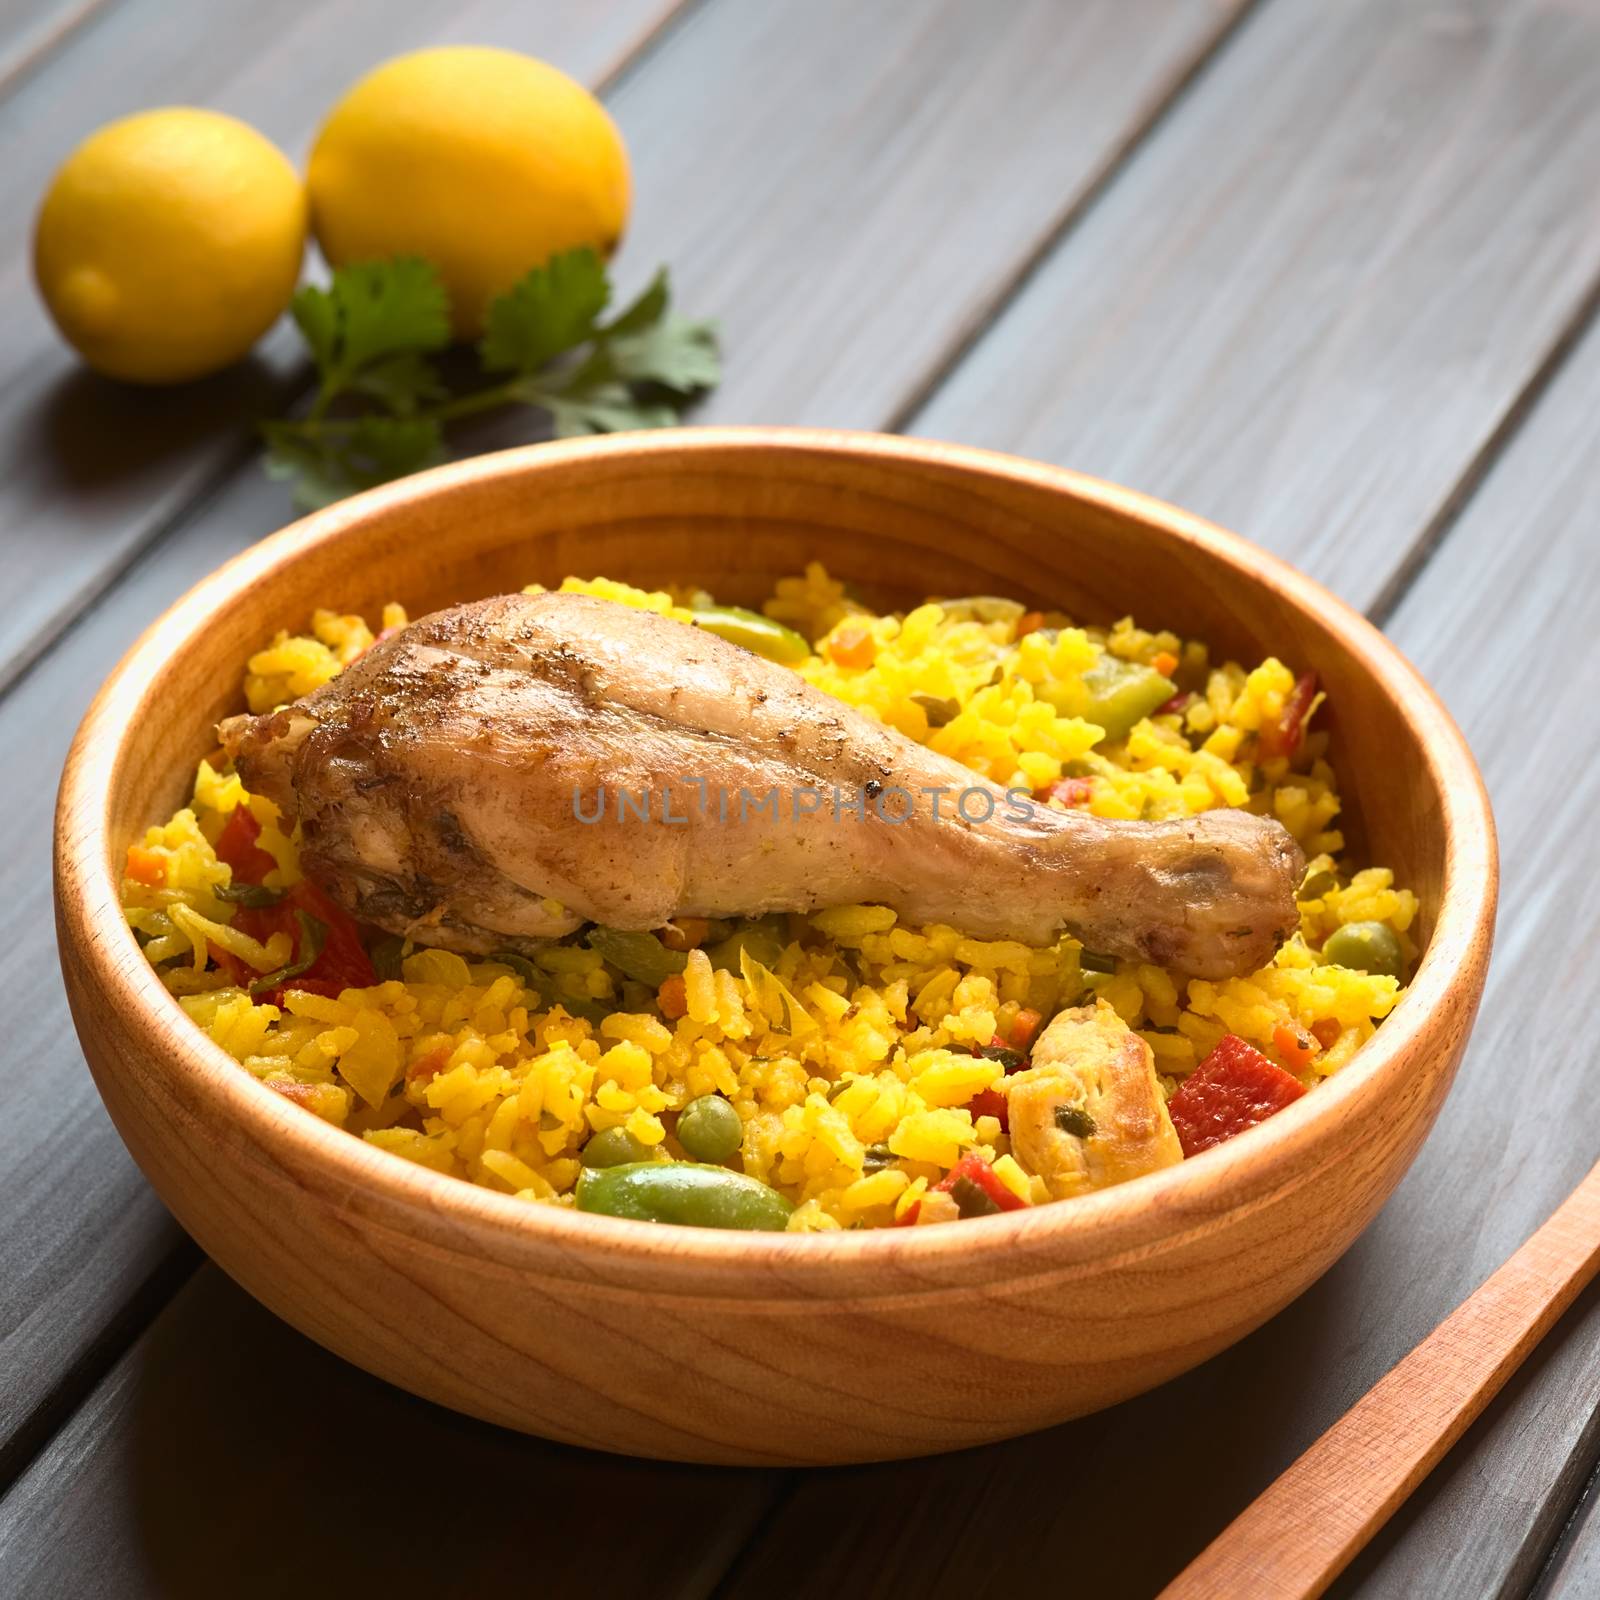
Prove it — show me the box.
[0,0,688,698]
[0,0,688,1482]
[720,235,1600,1600]
[0,1267,786,1600]
[0,0,1252,697]
[1537,1462,1600,1598]
[0,0,112,90]
[615,0,1252,429]
[911,0,1600,618]
[0,0,1249,1491]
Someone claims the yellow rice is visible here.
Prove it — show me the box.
[121,566,1417,1230]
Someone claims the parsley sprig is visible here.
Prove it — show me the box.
[262,249,720,509]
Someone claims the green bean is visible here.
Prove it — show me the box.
[1042,655,1176,742]
[707,915,786,973]
[488,949,541,988]
[580,1127,654,1169]
[575,1162,793,1230]
[586,927,688,987]
[677,1095,743,1162]
[1320,921,1405,981]
[690,604,811,664]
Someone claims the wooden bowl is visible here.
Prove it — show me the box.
[54,429,1496,1465]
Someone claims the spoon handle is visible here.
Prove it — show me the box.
[1160,1160,1600,1600]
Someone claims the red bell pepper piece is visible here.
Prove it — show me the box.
[967,1086,1009,1132]
[936,1153,1028,1215]
[213,806,277,885]
[1168,1034,1308,1158]
[231,879,377,1004]
[1257,672,1319,762]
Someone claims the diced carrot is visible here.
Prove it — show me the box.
[125,845,166,887]
[1310,1018,1343,1050]
[1152,650,1179,677]
[406,1045,451,1085]
[659,918,710,952]
[1007,1007,1043,1051]
[827,624,876,669]
[1272,1021,1316,1073]
[268,1080,320,1108]
[1016,610,1046,639]
[657,973,688,1020]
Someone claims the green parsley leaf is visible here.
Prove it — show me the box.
[265,251,721,509]
[263,416,445,510]
[479,249,611,374]
[602,267,670,338]
[262,423,356,512]
[606,312,721,393]
[289,285,340,373]
[543,387,679,437]
[321,257,451,378]
[347,351,450,416]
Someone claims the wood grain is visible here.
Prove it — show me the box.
[1315,282,1600,1599]
[53,431,1494,1463]
[0,0,111,90]
[0,0,687,1481]
[0,0,1253,1482]
[9,0,1599,1588]
[720,218,1600,1600]
[0,0,1253,696]
[0,0,687,697]
[0,1266,785,1600]
[1535,1458,1600,1597]
[911,0,1600,616]
[1162,1159,1600,1597]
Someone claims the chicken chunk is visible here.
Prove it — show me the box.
[1003,1002,1183,1198]
[220,592,1303,978]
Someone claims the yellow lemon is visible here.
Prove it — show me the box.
[33,108,307,385]
[308,47,631,338]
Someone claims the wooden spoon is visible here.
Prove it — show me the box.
[1159,1161,1600,1598]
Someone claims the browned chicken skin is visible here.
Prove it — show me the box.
[220,592,1304,978]
[1004,1002,1183,1198]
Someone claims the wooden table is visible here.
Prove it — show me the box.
[6,1,1600,1593]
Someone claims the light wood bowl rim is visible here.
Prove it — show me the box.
[54,427,1497,1291]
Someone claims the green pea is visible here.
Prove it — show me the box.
[690,604,811,664]
[677,1095,743,1162]
[580,1127,653,1169]
[575,1162,793,1230]
[1320,921,1405,981]
[586,927,688,987]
